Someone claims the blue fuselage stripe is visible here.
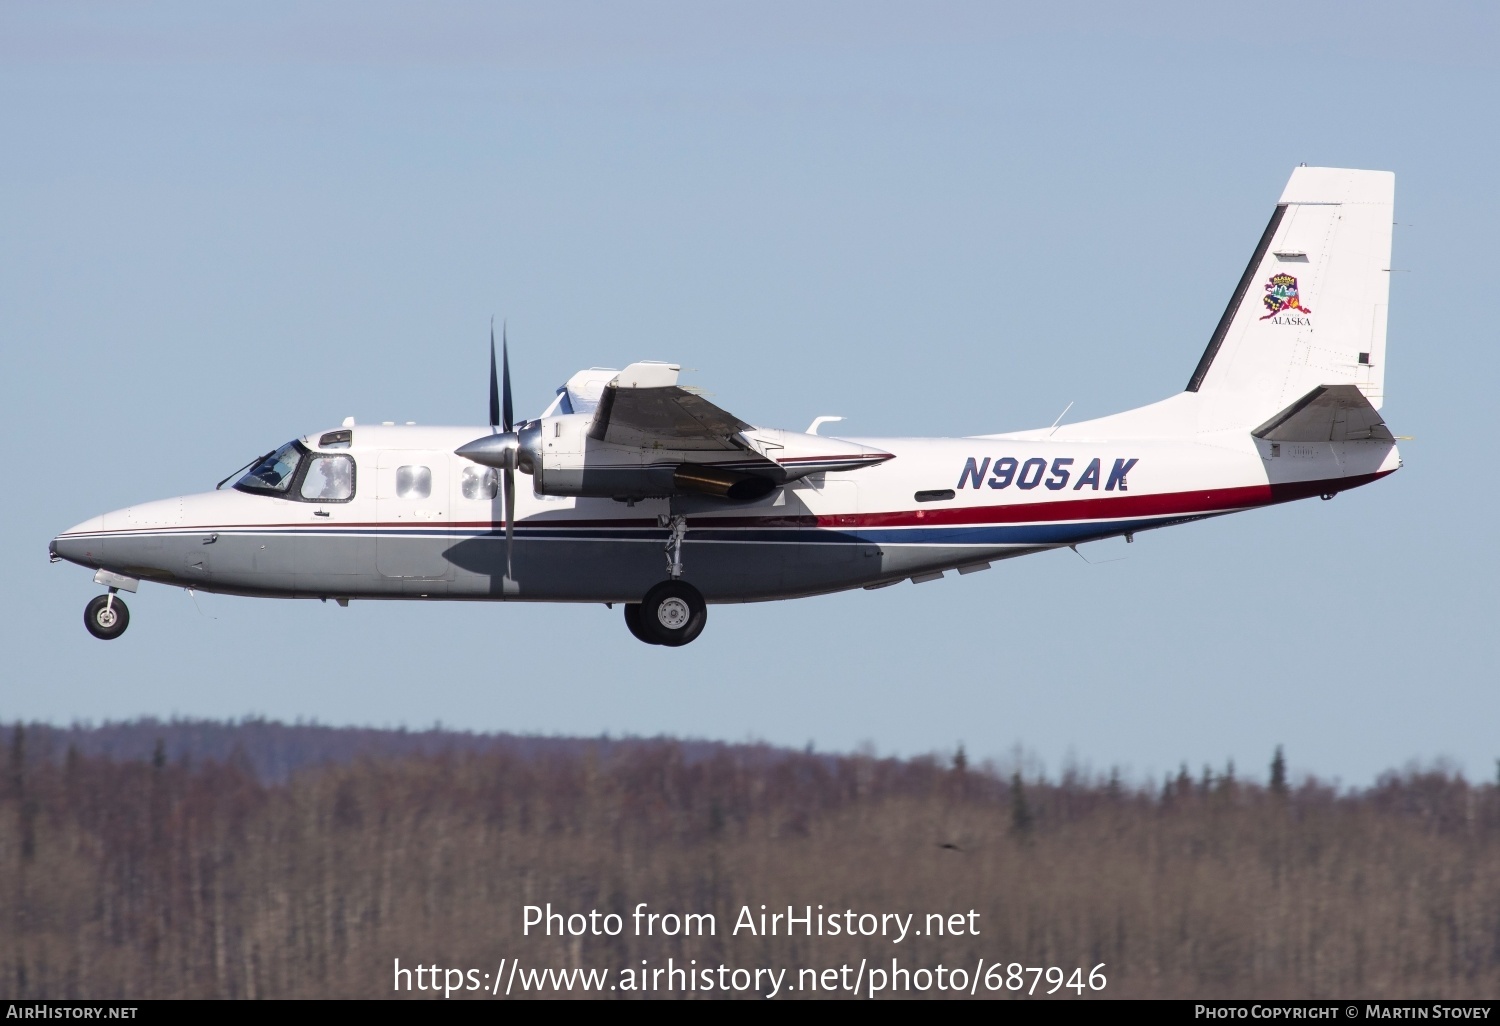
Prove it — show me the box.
[66,511,1210,548]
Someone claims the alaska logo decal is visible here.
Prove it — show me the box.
[1259,272,1312,323]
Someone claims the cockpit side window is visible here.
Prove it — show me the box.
[235,442,306,495]
[234,441,358,502]
[299,455,356,501]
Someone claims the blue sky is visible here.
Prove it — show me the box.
[4,2,1496,787]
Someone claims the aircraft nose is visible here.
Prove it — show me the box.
[51,514,107,567]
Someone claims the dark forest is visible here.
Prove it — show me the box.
[2,720,1497,999]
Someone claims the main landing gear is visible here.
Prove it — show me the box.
[84,591,130,640]
[623,513,708,646]
[625,580,707,647]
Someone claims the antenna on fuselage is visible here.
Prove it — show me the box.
[1047,401,1074,437]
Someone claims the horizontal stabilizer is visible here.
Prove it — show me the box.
[1252,384,1393,443]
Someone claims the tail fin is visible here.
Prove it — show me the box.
[1186,167,1394,416]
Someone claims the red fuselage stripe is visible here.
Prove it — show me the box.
[58,472,1390,537]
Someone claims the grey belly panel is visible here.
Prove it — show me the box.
[441,533,864,601]
[97,529,1035,603]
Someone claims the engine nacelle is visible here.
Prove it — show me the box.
[520,415,776,501]
[452,411,892,503]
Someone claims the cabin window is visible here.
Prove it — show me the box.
[396,466,431,499]
[462,466,498,500]
[300,455,355,501]
[915,489,956,502]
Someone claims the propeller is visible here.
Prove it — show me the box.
[457,320,524,577]
[501,323,514,437]
[499,324,515,576]
[488,320,501,430]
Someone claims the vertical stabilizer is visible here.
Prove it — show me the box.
[1186,167,1394,415]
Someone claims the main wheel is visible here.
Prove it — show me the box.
[84,594,130,640]
[639,580,707,647]
[623,603,661,645]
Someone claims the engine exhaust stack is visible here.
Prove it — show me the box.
[672,464,776,501]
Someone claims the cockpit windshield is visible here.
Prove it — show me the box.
[234,441,307,494]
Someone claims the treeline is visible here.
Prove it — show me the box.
[10,717,751,784]
[2,722,1499,999]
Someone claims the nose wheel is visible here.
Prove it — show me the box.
[627,580,707,646]
[84,592,130,640]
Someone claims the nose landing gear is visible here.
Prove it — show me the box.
[84,592,130,640]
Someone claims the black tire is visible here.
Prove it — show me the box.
[84,594,130,640]
[623,603,661,645]
[639,580,707,647]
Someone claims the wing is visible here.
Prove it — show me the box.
[587,362,750,452]
[578,362,895,485]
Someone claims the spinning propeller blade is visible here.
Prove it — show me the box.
[503,465,515,577]
[488,319,501,430]
[501,322,515,574]
[457,321,532,579]
[501,322,514,434]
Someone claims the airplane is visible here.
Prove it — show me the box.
[50,166,1400,647]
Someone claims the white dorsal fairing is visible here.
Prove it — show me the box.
[542,367,622,418]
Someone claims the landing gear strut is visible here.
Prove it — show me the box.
[84,591,130,640]
[659,513,687,579]
[623,514,707,645]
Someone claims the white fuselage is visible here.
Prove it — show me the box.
[51,412,1399,604]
